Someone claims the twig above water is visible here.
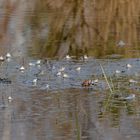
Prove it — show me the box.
[100,64,113,94]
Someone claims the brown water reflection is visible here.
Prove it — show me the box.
[7,88,140,140]
[29,0,140,58]
[0,1,140,58]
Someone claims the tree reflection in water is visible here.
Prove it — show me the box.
[0,0,140,58]
[29,0,140,58]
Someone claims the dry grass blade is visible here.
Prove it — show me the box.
[100,64,113,94]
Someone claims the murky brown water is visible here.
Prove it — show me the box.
[0,1,140,140]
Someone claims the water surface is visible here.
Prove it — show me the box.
[0,1,140,140]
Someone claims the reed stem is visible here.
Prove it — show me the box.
[100,64,113,94]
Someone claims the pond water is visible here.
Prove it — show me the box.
[0,1,140,140]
